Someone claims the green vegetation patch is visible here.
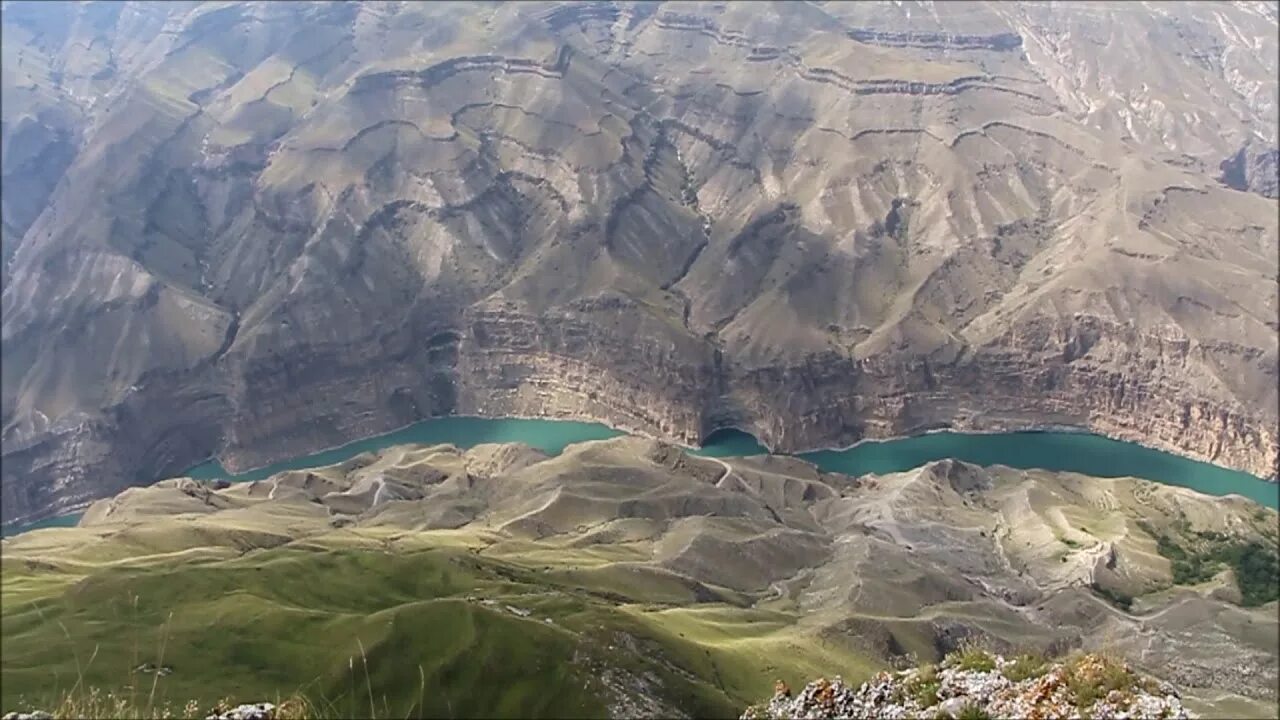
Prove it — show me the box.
[1,547,613,718]
[1141,521,1280,606]
[1002,653,1047,682]
[1063,653,1151,710]
[1,538,878,719]
[1216,541,1280,606]
[945,645,996,673]
[903,664,939,708]
[956,703,992,720]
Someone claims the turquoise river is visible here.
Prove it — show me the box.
[8,416,1277,535]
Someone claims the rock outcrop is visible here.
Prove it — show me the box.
[744,653,1193,720]
[205,703,278,720]
[1221,141,1280,198]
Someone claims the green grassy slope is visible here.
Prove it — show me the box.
[1,534,872,718]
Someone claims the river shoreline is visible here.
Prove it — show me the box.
[5,416,1276,537]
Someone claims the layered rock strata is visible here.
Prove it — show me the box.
[2,1,1277,526]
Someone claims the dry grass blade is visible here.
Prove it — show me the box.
[147,611,174,717]
[408,664,424,720]
[357,638,375,719]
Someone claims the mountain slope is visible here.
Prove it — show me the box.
[2,1,1277,525]
[2,438,1277,717]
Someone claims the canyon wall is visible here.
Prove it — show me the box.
[3,1,1277,526]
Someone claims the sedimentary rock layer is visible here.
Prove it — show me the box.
[2,1,1277,525]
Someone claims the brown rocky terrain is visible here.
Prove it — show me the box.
[2,1,1278,527]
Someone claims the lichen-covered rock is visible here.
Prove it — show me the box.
[743,653,1193,720]
[2,711,53,720]
[205,702,275,720]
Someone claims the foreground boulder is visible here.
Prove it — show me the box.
[206,703,276,720]
[743,652,1192,720]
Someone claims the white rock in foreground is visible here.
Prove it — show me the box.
[206,702,275,720]
[743,653,1192,720]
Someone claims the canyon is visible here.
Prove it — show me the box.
[2,1,1278,527]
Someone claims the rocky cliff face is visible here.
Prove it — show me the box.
[2,1,1278,526]
[1221,140,1280,199]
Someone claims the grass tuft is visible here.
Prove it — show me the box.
[903,663,939,708]
[946,641,996,673]
[956,701,992,719]
[1065,653,1138,709]
[1002,653,1047,682]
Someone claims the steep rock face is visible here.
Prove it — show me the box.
[2,1,1278,526]
[1221,141,1280,198]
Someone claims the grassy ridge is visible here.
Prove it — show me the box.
[1,535,873,718]
[4,546,600,717]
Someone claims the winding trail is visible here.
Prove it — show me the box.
[709,456,735,484]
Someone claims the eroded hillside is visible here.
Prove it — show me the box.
[2,1,1278,526]
[2,438,1277,717]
